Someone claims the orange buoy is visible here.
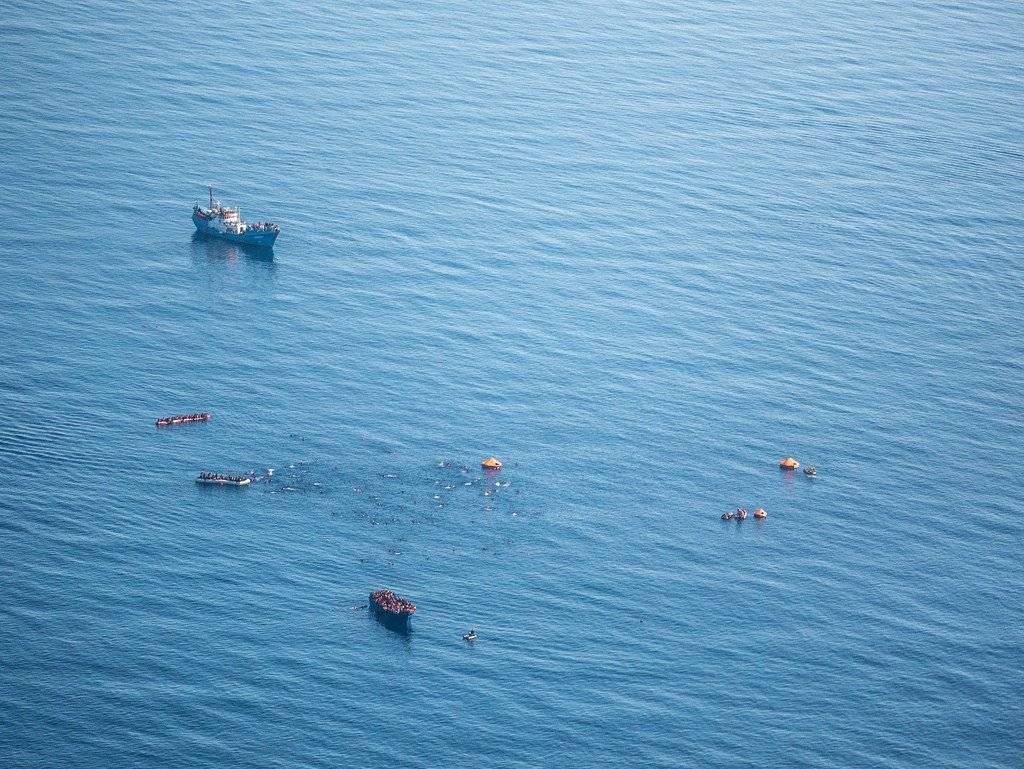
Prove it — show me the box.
[778,457,800,470]
[753,507,768,519]
[481,456,503,470]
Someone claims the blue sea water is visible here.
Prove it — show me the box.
[1,0,1023,766]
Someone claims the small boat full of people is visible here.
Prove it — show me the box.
[463,629,478,642]
[803,466,817,477]
[156,412,211,427]
[369,589,416,631]
[736,507,748,520]
[196,472,251,486]
[721,511,734,521]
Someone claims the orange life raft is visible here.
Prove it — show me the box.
[481,456,503,470]
[778,457,800,470]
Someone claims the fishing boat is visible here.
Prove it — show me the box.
[192,186,280,248]
[155,412,211,427]
[369,589,416,631]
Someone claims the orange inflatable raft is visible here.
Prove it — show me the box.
[778,457,800,470]
[753,507,768,519]
[481,456,503,470]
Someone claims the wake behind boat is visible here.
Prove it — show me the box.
[192,186,280,248]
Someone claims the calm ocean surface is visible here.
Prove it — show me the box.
[2,1,1022,766]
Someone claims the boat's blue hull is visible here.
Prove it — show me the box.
[193,213,279,248]
[369,601,413,633]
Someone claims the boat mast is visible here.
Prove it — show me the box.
[209,185,214,208]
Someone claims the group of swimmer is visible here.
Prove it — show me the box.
[721,507,768,521]
[198,472,246,483]
[779,457,817,476]
[718,458,819,520]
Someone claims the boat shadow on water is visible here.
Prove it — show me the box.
[190,231,276,264]
[367,609,414,644]
[368,604,414,637]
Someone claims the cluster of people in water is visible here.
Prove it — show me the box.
[779,457,817,476]
[721,507,768,521]
[717,457,818,522]
[370,589,417,615]
[198,472,246,483]
[156,412,210,426]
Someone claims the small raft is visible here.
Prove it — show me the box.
[778,457,800,470]
[481,456,503,470]
[156,412,211,427]
[753,507,768,519]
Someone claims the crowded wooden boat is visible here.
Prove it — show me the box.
[196,472,250,486]
[369,589,416,616]
[156,412,211,427]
